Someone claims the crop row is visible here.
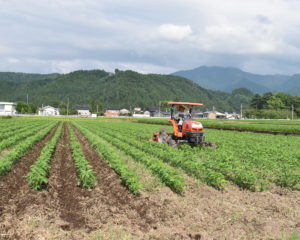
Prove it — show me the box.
[76,121,186,193]
[0,121,51,152]
[83,121,227,189]
[68,125,96,189]
[27,124,63,190]
[133,118,300,134]
[0,120,48,141]
[0,122,57,176]
[95,122,262,190]
[80,121,300,191]
[73,122,143,194]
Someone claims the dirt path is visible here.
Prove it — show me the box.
[47,123,88,230]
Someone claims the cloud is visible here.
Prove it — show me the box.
[1,0,300,75]
[156,24,192,41]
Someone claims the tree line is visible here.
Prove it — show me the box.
[244,92,300,119]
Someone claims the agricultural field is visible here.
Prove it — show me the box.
[133,118,300,135]
[0,117,299,240]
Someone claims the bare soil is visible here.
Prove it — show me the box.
[0,123,299,240]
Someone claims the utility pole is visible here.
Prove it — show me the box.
[97,105,99,113]
[67,97,69,116]
[240,103,243,119]
[26,93,29,104]
[159,101,161,117]
[292,104,294,120]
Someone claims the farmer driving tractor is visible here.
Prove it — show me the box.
[175,105,190,130]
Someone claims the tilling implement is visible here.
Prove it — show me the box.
[150,102,215,148]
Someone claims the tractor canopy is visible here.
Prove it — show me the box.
[167,102,204,106]
[168,102,204,120]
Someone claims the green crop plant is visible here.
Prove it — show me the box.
[73,122,143,194]
[68,125,96,189]
[74,121,186,193]
[0,122,57,176]
[27,124,63,190]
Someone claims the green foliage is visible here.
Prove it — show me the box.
[60,107,78,115]
[99,120,300,191]
[0,72,60,83]
[267,96,285,110]
[16,101,37,114]
[73,122,143,194]
[244,109,295,119]
[134,117,300,134]
[249,92,300,118]
[227,88,254,110]
[0,121,56,176]
[68,125,96,188]
[27,124,62,190]
[90,100,103,113]
[90,122,226,190]
[0,121,50,151]
[75,121,186,193]
[0,69,246,112]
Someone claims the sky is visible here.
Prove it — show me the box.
[1,0,300,75]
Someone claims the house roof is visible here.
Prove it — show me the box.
[146,107,159,112]
[0,102,16,105]
[40,105,58,110]
[74,105,89,110]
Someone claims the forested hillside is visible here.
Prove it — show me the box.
[0,69,250,111]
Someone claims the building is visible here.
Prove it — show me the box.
[146,107,159,117]
[143,111,150,117]
[203,111,226,119]
[119,109,130,114]
[0,102,16,115]
[74,105,91,116]
[38,106,60,116]
[133,107,142,112]
[105,110,120,117]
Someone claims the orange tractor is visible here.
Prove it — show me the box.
[150,102,215,148]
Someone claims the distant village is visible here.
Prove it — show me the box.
[0,101,241,119]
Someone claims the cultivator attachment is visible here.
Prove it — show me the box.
[149,128,177,148]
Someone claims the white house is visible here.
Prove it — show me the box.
[0,102,16,115]
[120,109,130,114]
[74,105,90,116]
[134,107,142,112]
[144,111,150,117]
[38,106,60,116]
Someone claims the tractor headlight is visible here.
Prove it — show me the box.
[191,123,203,128]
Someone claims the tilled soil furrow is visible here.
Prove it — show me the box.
[0,124,58,215]
[72,125,167,231]
[47,123,88,229]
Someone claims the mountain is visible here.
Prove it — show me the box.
[0,69,247,112]
[172,66,299,95]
